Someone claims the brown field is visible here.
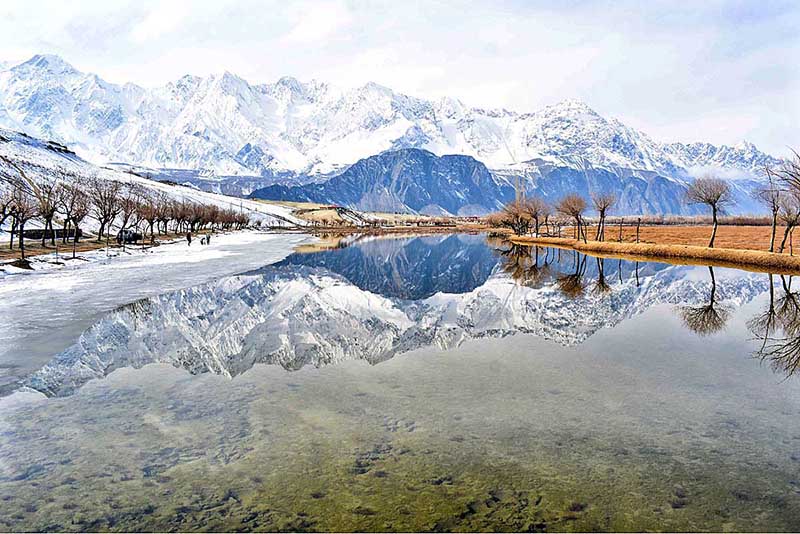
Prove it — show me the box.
[607,224,789,252]
[511,224,800,274]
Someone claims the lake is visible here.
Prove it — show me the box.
[2,233,800,531]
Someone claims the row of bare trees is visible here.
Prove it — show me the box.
[1,162,251,260]
[487,150,800,252]
[487,192,617,244]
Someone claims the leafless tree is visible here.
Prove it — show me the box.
[685,175,733,248]
[772,149,800,194]
[591,192,616,241]
[32,180,64,246]
[68,193,90,258]
[755,165,782,252]
[154,192,172,235]
[87,177,123,241]
[136,193,159,244]
[525,197,551,237]
[58,182,84,244]
[778,193,800,254]
[117,184,144,248]
[10,188,38,260]
[0,187,14,229]
[556,194,588,243]
[489,200,531,235]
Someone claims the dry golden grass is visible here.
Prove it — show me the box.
[613,224,788,252]
[293,208,349,225]
[511,228,800,274]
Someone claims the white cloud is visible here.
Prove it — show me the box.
[129,1,191,43]
[281,0,353,44]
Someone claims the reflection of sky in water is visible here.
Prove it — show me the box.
[2,235,800,531]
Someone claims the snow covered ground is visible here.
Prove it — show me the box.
[0,230,311,394]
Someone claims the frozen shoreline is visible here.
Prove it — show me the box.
[0,230,311,393]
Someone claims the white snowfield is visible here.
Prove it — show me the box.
[0,230,311,393]
[0,128,305,230]
[0,54,781,179]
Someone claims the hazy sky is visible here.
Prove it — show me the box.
[0,0,797,155]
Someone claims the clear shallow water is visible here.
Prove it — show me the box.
[2,233,800,531]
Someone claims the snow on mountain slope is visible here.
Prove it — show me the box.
[0,54,781,181]
[0,127,304,228]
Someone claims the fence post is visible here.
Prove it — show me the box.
[636,218,641,243]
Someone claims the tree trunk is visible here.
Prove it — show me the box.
[780,225,791,253]
[97,221,106,242]
[708,208,718,248]
[62,219,69,244]
[18,221,25,259]
[578,217,587,243]
[41,219,49,247]
[9,218,16,250]
[769,211,778,253]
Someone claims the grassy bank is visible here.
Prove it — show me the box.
[509,236,800,274]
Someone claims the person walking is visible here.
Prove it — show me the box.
[187,232,192,246]
[206,233,211,245]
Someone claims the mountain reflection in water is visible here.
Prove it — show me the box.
[15,233,797,397]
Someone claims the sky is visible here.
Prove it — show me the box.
[0,0,797,156]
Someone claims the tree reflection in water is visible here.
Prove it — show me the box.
[749,275,800,377]
[676,266,731,336]
[593,257,612,295]
[557,251,588,298]
[495,243,553,288]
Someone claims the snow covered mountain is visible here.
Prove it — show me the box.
[0,54,782,214]
[0,56,780,176]
[18,234,768,397]
[0,127,303,228]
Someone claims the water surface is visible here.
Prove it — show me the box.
[2,233,800,531]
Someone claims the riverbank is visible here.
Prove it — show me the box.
[509,235,800,274]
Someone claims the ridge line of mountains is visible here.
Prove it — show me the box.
[0,53,783,215]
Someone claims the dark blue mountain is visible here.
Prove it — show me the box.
[250,148,514,216]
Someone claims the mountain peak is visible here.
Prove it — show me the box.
[15,54,78,76]
[734,139,756,151]
[549,98,597,114]
[276,76,302,91]
[361,81,393,95]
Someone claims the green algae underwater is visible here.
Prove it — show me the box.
[4,323,800,532]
